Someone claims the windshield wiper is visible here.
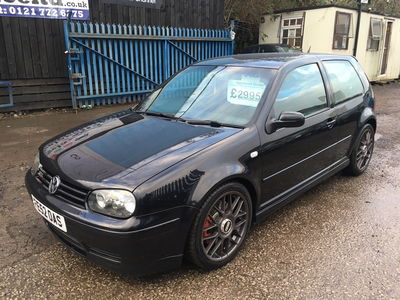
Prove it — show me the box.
[133,111,243,128]
[135,110,179,120]
[186,119,244,129]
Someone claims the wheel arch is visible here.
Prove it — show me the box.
[192,174,260,224]
[348,114,376,157]
[366,117,377,132]
[232,177,259,223]
[359,107,377,132]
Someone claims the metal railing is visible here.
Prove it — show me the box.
[64,21,234,108]
[0,81,13,108]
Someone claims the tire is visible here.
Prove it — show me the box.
[186,182,252,270]
[346,124,375,176]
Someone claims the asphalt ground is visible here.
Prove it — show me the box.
[0,83,399,299]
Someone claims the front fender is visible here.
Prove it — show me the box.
[133,158,260,216]
[189,163,260,209]
[132,127,261,216]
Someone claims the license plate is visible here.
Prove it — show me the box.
[32,195,67,232]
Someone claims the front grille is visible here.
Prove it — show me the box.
[36,167,88,209]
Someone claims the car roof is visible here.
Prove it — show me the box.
[194,53,354,69]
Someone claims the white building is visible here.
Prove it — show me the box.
[259,4,400,82]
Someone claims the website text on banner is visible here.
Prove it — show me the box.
[0,0,89,20]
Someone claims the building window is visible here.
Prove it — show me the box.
[281,17,303,48]
[367,18,382,51]
[333,12,351,50]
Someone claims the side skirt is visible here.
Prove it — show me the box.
[255,157,350,223]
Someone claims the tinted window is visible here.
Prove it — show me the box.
[273,64,327,117]
[323,60,364,104]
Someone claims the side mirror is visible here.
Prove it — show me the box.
[267,111,305,133]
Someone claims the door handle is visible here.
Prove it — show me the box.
[326,117,336,129]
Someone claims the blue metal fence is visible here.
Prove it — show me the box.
[64,21,234,108]
[0,81,13,108]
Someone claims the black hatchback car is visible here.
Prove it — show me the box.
[26,53,376,276]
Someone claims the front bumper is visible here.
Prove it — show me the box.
[25,171,198,276]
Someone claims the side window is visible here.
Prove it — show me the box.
[323,60,364,104]
[273,64,327,117]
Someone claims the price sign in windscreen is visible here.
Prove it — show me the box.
[227,78,266,107]
[0,0,89,20]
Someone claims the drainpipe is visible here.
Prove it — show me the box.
[353,0,362,57]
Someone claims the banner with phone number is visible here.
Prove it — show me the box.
[0,0,89,20]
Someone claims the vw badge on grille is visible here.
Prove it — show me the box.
[48,175,61,194]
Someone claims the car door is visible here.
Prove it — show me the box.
[258,63,343,208]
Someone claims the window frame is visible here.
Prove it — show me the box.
[332,11,352,50]
[321,59,365,106]
[367,18,382,51]
[280,16,304,49]
[271,62,330,120]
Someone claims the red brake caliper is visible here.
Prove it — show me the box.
[203,216,213,237]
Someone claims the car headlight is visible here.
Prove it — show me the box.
[88,190,136,218]
[31,152,41,176]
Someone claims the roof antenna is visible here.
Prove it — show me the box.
[307,46,311,53]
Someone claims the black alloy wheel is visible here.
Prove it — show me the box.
[346,124,375,176]
[187,182,252,269]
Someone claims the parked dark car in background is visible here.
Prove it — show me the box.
[243,43,301,54]
[26,53,376,276]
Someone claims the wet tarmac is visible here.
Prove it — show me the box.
[0,83,399,299]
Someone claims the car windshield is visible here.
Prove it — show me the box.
[135,66,275,126]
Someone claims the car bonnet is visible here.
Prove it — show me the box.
[41,111,239,190]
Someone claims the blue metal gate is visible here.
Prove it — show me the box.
[64,21,234,108]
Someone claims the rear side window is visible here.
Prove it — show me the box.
[273,63,327,117]
[323,60,364,104]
